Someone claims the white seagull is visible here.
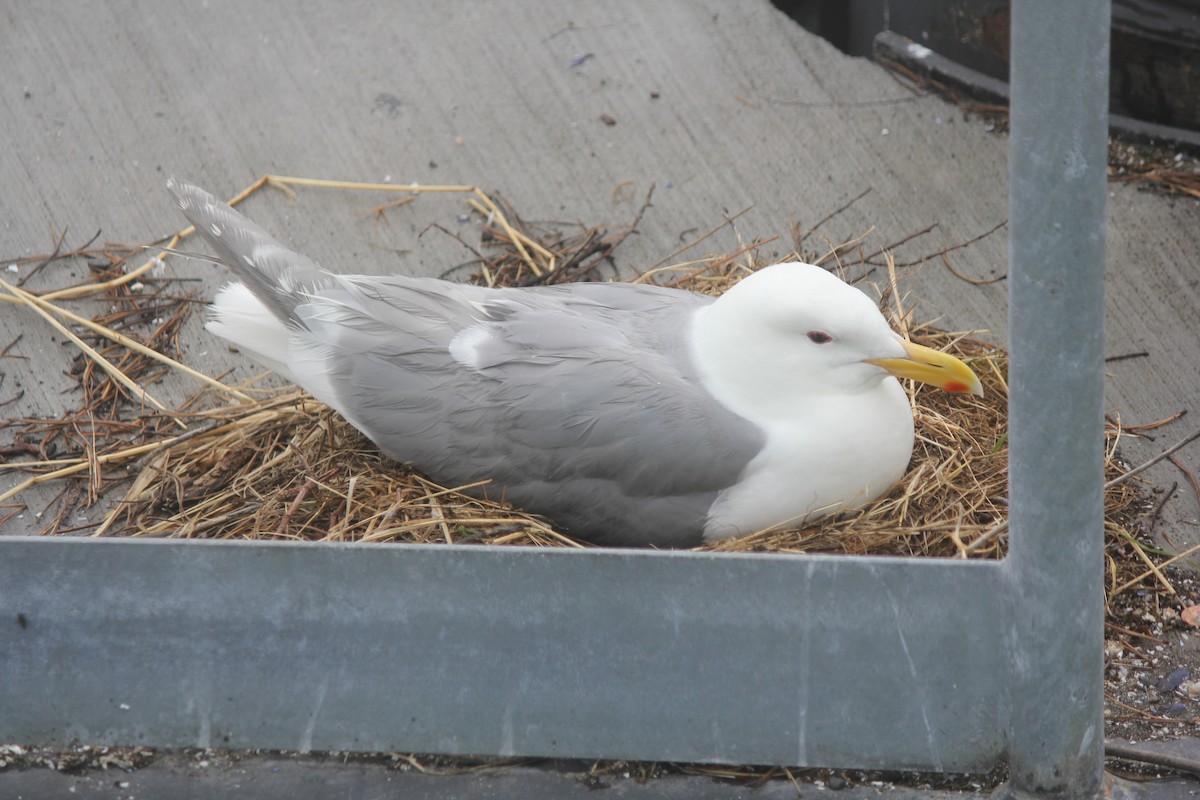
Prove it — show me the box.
[169,179,982,547]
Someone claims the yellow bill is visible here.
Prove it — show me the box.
[866,339,984,396]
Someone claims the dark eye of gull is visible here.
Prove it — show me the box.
[807,331,833,345]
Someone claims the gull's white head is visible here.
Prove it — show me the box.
[690,262,982,421]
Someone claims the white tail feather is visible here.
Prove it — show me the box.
[206,282,297,383]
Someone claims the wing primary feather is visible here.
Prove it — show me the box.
[166,178,326,326]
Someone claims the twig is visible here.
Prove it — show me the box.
[1167,455,1200,512]
[0,419,222,506]
[427,488,455,544]
[815,228,874,269]
[1103,621,1165,644]
[1147,482,1177,536]
[427,223,487,275]
[5,280,251,403]
[277,480,314,535]
[618,182,655,233]
[795,188,872,247]
[661,237,778,288]
[639,205,755,275]
[885,252,908,338]
[16,226,78,287]
[855,221,939,265]
[0,278,179,424]
[35,242,178,302]
[0,334,24,359]
[1103,694,1181,723]
[1110,541,1200,597]
[1115,528,1177,597]
[1104,741,1200,779]
[940,250,1005,285]
[1104,351,1150,363]
[896,219,1007,269]
[1109,410,1186,432]
[552,182,656,283]
[360,195,416,223]
[518,229,603,286]
[1107,426,1200,489]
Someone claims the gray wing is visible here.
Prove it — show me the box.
[317,281,766,547]
[170,179,765,547]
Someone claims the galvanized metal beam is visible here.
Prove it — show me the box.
[1004,0,1110,796]
[2,537,1008,771]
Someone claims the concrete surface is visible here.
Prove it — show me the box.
[0,757,958,800]
[0,757,986,800]
[0,753,1196,800]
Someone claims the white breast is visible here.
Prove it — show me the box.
[702,379,915,540]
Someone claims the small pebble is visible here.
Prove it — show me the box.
[1158,667,1189,693]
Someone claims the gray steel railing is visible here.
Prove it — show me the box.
[1005,0,1109,793]
[0,1,1110,796]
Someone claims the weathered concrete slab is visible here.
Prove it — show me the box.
[0,755,993,800]
[1,752,1195,800]
[1,2,1196,548]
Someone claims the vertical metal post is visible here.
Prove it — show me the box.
[1006,0,1109,797]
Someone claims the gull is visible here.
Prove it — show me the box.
[169,179,982,547]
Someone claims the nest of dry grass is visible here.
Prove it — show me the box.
[105,266,1023,555]
[91,263,1145,580]
[0,177,1185,603]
